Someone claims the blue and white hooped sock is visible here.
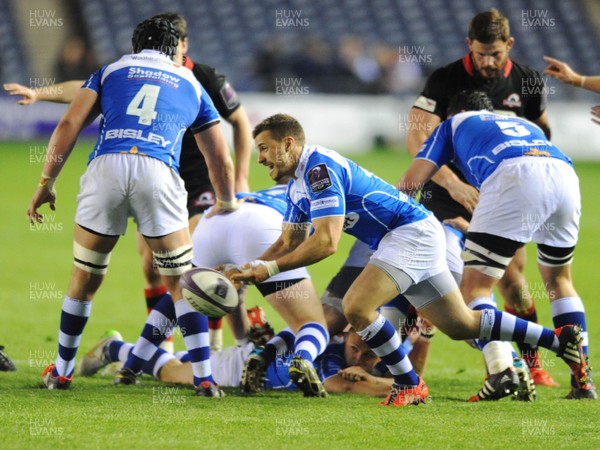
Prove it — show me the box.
[473,297,560,353]
[174,299,212,386]
[122,294,176,373]
[293,322,329,365]
[262,327,295,364]
[551,297,589,387]
[356,314,419,387]
[54,296,92,377]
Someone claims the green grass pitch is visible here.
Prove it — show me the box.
[0,140,599,449]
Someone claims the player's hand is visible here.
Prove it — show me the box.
[443,216,470,233]
[543,56,580,85]
[3,83,38,105]
[27,185,56,223]
[204,198,240,219]
[446,179,479,214]
[229,261,270,285]
[218,263,244,290]
[592,106,600,126]
[338,366,370,382]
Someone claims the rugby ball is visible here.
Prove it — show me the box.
[180,267,239,318]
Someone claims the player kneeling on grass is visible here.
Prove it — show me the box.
[230,113,590,407]
[78,328,392,396]
[399,90,595,401]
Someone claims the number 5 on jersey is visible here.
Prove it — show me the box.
[127,84,161,125]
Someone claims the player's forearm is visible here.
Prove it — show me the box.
[41,120,79,177]
[579,76,600,94]
[229,108,252,192]
[274,232,337,273]
[207,157,236,202]
[195,126,236,202]
[324,375,393,396]
[406,129,429,157]
[36,80,84,103]
[430,165,461,189]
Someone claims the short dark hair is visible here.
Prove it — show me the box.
[468,9,510,43]
[253,114,305,146]
[131,18,179,58]
[447,90,494,116]
[152,12,187,40]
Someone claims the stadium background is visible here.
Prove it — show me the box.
[1,1,600,448]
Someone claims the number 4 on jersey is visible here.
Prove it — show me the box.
[126,84,161,125]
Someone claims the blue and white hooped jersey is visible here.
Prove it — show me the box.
[236,184,288,216]
[416,110,573,188]
[83,50,220,171]
[284,145,431,249]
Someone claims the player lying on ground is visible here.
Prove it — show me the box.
[118,182,329,396]
[78,328,391,397]
[28,18,238,396]
[400,90,595,400]
[229,113,589,407]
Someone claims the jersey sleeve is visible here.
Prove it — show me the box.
[81,68,103,94]
[412,67,448,119]
[316,350,346,381]
[283,200,309,224]
[305,155,346,219]
[415,119,454,167]
[189,84,221,133]
[194,64,241,119]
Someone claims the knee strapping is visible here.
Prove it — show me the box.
[153,245,193,276]
[73,242,112,275]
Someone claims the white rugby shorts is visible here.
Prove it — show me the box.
[470,157,580,247]
[192,201,310,282]
[371,215,448,284]
[75,154,188,237]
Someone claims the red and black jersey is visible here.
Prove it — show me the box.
[412,54,548,221]
[179,56,242,215]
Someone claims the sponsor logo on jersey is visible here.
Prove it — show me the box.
[524,148,550,157]
[307,164,332,193]
[311,197,340,211]
[128,67,180,88]
[414,95,436,113]
[502,93,522,108]
[105,128,172,147]
[343,212,359,230]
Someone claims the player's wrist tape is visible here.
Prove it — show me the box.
[216,198,236,210]
[251,260,280,277]
[580,76,587,88]
[39,174,57,192]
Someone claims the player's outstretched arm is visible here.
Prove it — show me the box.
[231,217,343,285]
[3,80,85,105]
[194,124,238,216]
[325,367,393,396]
[27,89,99,223]
[544,56,600,94]
[225,106,252,193]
